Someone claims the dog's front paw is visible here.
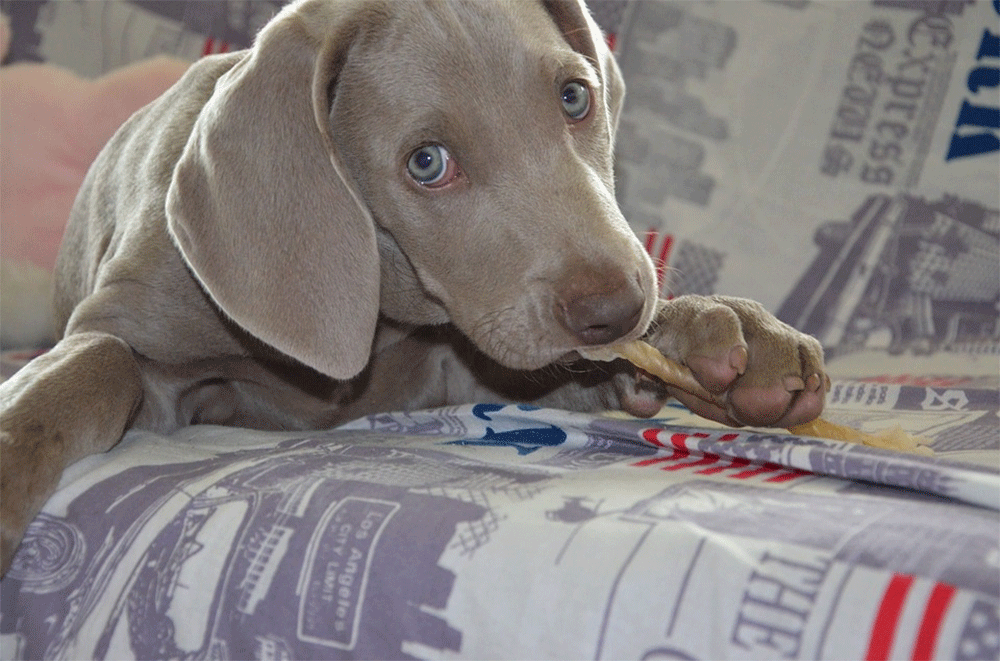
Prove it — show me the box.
[617,295,828,427]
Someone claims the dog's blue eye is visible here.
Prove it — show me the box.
[407,144,450,185]
[561,80,591,121]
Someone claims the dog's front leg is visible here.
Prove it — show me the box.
[0,331,142,575]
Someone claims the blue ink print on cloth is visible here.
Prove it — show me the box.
[443,404,567,455]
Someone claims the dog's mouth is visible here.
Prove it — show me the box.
[464,313,650,371]
[449,259,657,372]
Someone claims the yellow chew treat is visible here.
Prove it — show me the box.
[584,340,934,455]
[580,340,713,401]
[788,418,934,456]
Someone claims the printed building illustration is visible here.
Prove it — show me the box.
[778,194,1000,358]
[614,1,737,228]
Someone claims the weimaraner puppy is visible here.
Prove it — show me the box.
[0,0,828,574]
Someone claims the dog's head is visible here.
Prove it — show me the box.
[167,0,657,377]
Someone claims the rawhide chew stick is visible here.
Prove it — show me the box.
[580,340,713,401]
[584,341,934,455]
[788,418,934,456]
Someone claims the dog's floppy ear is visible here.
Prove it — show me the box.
[166,1,378,380]
[542,0,626,134]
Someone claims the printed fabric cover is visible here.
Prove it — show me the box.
[1,0,998,659]
[1,392,998,660]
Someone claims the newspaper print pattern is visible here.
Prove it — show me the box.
[612,0,999,381]
[1,398,997,660]
[1,1,998,660]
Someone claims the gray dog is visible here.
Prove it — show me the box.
[0,0,827,573]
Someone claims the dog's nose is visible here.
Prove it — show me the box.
[562,285,646,346]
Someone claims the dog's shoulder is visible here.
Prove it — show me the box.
[55,51,253,363]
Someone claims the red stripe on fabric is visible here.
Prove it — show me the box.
[659,448,691,464]
[662,453,719,471]
[632,455,680,468]
[644,228,658,253]
[669,432,691,450]
[642,428,667,447]
[632,445,691,467]
[765,468,813,483]
[657,233,674,266]
[202,37,215,57]
[911,583,957,661]
[697,463,733,475]
[866,574,915,661]
[656,234,674,289]
[728,462,782,480]
[697,456,752,475]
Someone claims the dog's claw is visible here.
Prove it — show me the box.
[730,345,748,375]
[783,375,806,392]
